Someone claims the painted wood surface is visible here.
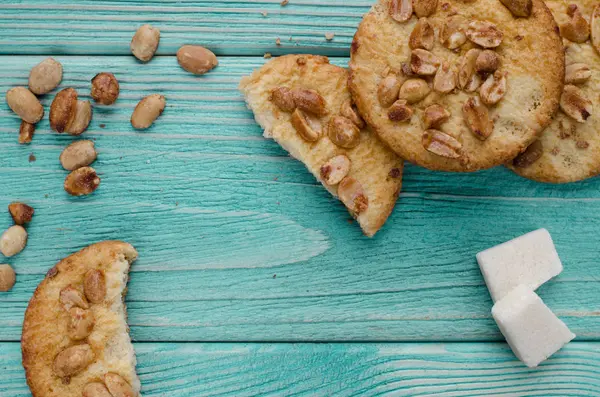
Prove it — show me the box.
[1,0,600,395]
[2,342,600,396]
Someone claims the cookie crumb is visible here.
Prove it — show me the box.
[276,38,281,46]
[576,140,590,149]
[99,124,106,128]
[264,53,272,59]
[281,0,289,5]
[261,11,268,17]
[272,274,277,279]
[28,153,36,162]
[325,32,335,41]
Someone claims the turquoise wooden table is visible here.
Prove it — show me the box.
[1,1,600,396]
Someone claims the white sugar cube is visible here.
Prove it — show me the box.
[492,285,575,368]
[477,229,563,302]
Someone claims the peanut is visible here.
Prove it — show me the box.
[399,79,431,104]
[105,373,136,397]
[0,264,16,292]
[60,140,97,171]
[131,24,160,62]
[388,99,413,122]
[389,0,413,23]
[409,18,434,50]
[338,177,369,214]
[378,74,403,108]
[8,202,34,225]
[413,0,438,17]
[466,21,503,48]
[60,286,89,311]
[91,73,120,105]
[50,88,92,135]
[177,45,219,75]
[340,99,365,128]
[66,100,93,135]
[422,129,462,158]
[423,104,451,129]
[53,344,95,378]
[6,87,44,124]
[410,49,441,75]
[67,307,95,340]
[28,57,63,95]
[0,226,27,257]
[291,109,321,142]
[19,121,35,144]
[290,89,328,116]
[270,87,296,112]
[328,116,361,148]
[475,50,500,74]
[320,155,351,185]
[64,167,101,196]
[131,94,166,129]
[83,383,113,397]
[84,269,106,303]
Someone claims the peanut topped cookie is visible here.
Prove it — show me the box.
[349,0,564,172]
[509,0,600,183]
[239,55,403,237]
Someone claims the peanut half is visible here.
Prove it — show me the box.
[560,84,593,123]
[84,269,106,303]
[0,225,27,257]
[565,63,591,84]
[53,344,95,378]
[291,109,321,142]
[389,0,413,23]
[338,177,369,215]
[409,18,434,50]
[340,99,365,128]
[560,5,590,43]
[458,49,483,92]
[131,24,160,62]
[480,71,508,105]
[328,116,361,148]
[83,383,113,397]
[399,78,431,103]
[0,264,16,292]
[60,286,89,311]
[422,129,462,158]
[320,155,351,186]
[463,96,494,140]
[290,89,328,116]
[6,87,44,124]
[475,50,500,74]
[378,74,403,108]
[388,99,414,122]
[28,57,63,95]
[466,21,503,48]
[270,87,296,112]
[60,140,97,171]
[413,0,438,17]
[91,73,120,105]
[440,17,467,49]
[105,373,136,397]
[411,49,441,75]
[64,167,101,196]
[131,94,166,129]
[433,62,457,94]
[8,202,34,225]
[177,45,219,75]
[423,104,451,129]
[67,307,95,340]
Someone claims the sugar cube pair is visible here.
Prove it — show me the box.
[477,229,575,368]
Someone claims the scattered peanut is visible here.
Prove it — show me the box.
[340,99,365,128]
[64,167,101,196]
[53,344,95,378]
[475,50,500,73]
[337,177,369,214]
[399,78,431,104]
[378,74,403,108]
[131,94,166,129]
[565,63,591,84]
[291,109,321,142]
[28,57,63,95]
[320,155,352,186]
[466,21,504,48]
[270,87,296,112]
[131,24,160,62]
[177,45,219,75]
[83,383,113,397]
[410,49,441,75]
[409,18,434,50]
[19,121,35,144]
[59,286,89,311]
[67,100,93,135]
[84,269,106,303]
[422,129,462,158]
[0,264,16,292]
[433,62,457,94]
[463,96,494,140]
[290,89,328,116]
[500,0,532,17]
[91,73,120,105]
[413,0,438,17]
[328,116,361,148]
[458,49,483,92]
[8,202,34,225]
[513,140,543,167]
[6,87,44,124]
[389,0,413,23]
[388,99,414,122]
[67,307,95,340]
[0,226,27,257]
[105,373,136,397]
[480,71,508,105]
[423,104,450,129]
[49,88,77,133]
[560,84,593,123]
[60,140,97,171]
[560,5,590,43]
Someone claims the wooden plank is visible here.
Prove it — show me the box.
[0,56,599,342]
[0,1,370,56]
[1,342,600,396]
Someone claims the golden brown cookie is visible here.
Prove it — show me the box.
[349,0,564,172]
[239,55,403,237]
[509,0,600,183]
[22,241,141,397]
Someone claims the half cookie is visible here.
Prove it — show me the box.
[509,0,600,183]
[22,241,140,397]
[349,0,564,172]
[240,55,403,237]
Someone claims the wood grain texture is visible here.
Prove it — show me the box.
[0,0,370,56]
[0,56,599,343]
[2,342,600,396]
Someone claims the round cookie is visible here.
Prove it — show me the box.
[509,0,600,183]
[349,0,564,172]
